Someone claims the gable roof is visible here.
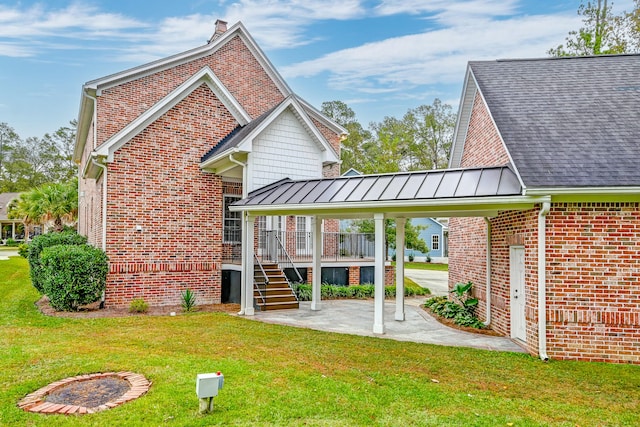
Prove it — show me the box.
[450,54,640,189]
[74,21,291,164]
[200,95,341,171]
[81,66,252,178]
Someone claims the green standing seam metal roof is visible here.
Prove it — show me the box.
[233,166,522,208]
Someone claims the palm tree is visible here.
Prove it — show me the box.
[8,179,78,232]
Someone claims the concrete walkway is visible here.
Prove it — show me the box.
[251,298,526,353]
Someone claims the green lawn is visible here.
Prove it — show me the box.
[1,255,639,426]
[396,261,449,271]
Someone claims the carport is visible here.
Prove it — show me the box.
[230,166,550,335]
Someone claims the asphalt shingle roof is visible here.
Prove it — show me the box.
[470,54,640,188]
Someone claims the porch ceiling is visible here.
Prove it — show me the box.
[230,166,550,219]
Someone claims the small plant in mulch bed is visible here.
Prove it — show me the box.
[424,281,485,329]
[180,289,197,312]
[129,298,149,314]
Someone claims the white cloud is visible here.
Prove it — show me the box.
[0,3,146,39]
[222,0,365,49]
[281,13,581,93]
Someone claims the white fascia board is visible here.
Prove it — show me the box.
[96,66,250,162]
[228,97,339,163]
[85,22,291,98]
[200,148,249,171]
[449,66,475,169]
[295,96,348,136]
[230,195,551,217]
[73,87,96,163]
[234,22,291,97]
[287,97,340,164]
[525,186,640,197]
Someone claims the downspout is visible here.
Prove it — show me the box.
[538,201,551,361]
[483,218,492,326]
[228,150,248,314]
[90,155,108,307]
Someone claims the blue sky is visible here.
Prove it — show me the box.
[0,0,635,138]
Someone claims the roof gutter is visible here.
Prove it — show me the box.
[483,217,492,326]
[538,201,551,361]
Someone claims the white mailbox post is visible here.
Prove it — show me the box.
[196,372,224,414]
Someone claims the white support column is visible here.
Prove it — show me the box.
[395,217,406,321]
[311,216,322,311]
[373,213,385,334]
[244,214,255,316]
[239,212,247,315]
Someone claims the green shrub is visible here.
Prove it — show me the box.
[18,243,29,258]
[5,238,19,247]
[292,283,312,301]
[40,244,108,311]
[181,289,197,312]
[27,231,87,293]
[129,298,149,313]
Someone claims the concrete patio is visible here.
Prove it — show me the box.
[250,297,526,353]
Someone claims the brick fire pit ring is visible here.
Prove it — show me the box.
[18,372,151,415]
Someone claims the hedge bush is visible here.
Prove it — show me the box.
[40,244,108,311]
[26,231,87,293]
[292,283,428,301]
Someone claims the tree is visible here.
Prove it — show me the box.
[9,179,78,232]
[322,100,456,175]
[403,100,456,170]
[549,0,640,56]
[321,101,372,174]
[350,218,428,258]
[0,121,77,192]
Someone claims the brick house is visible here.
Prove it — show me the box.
[73,20,348,308]
[448,54,640,363]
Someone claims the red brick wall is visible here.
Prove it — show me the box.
[487,209,539,354]
[545,202,640,363]
[104,85,237,307]
[460,92,510,167]
[96,35,285,146]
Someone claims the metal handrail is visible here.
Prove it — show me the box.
[253,253,269,285]
[273,233,304,283]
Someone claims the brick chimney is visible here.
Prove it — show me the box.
[208,19,228,43]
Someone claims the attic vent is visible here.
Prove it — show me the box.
[209,19,228,43]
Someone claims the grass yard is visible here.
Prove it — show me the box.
[1,255,639,426]
[396,261,449,272]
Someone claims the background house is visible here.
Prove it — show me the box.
[448,54,640,364]
[0,192,21,243]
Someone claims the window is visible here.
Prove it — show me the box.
[224,195,242,243]
[432,234,440,251]
[296,216,310,251]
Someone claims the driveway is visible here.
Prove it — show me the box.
[0,249,20,260]
[404,268,448,296]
